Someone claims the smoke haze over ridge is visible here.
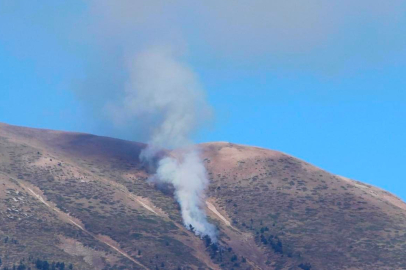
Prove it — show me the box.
[81,1,217,239]
[106,47,211,150]
[101,44,216,239]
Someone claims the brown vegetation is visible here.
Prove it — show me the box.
[0,123,405,270]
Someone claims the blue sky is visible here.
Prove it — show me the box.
[0,1,405,199]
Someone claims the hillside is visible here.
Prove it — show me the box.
[0,122,405,270]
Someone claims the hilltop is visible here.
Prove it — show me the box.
[0,123,405,270]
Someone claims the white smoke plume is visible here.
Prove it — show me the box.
[155,151,217,241]
[107,47,210,150]
[107,46,216,240]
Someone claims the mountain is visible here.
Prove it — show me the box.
[0,122,405,270]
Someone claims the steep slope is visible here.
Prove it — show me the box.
[200,143,406,270]
[0,123,405,270]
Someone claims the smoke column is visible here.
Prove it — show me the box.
[155,150,217,241]
[107,47,217,240]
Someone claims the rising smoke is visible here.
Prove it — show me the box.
[107,47,210,151]
[105,46,216,240]
[155,151,217,240]
[76,1,218,240]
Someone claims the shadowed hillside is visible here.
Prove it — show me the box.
[0,123,405,270]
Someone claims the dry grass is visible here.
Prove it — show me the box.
[1,123,406,270]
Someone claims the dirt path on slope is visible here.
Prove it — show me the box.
[20,182,150,270]
[205,199,268,270]
[127,193,168,218]
[206,201,230,227]
[206,199,236,230]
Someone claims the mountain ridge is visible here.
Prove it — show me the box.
[0,122,405,270]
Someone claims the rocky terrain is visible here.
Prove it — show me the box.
[0,122,405,270]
